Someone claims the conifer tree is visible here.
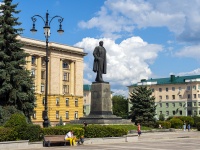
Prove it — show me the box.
[0,0,35,123]
[129,86,156,127]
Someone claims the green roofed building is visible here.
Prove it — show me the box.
[128,74,200,119]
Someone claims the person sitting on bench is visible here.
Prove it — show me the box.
[65,130,76,146]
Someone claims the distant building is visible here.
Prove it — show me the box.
[83,84,91,116]
[128,75,200,119]
[18,36,87,126]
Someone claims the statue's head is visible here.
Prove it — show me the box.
[99,41,103,46]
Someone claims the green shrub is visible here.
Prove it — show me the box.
[22,124,43,142]
[156,121,171,129]
[196,122,200,131]
[84,125,128,138]
[170,118,183,129]
[178,116,194,125]
[0,106,22,126]
[193,116,200,127]
[158,114,165,121]
[4,113,28,140]
[0,127,18,142]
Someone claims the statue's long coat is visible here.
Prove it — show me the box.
[93,46,107,74]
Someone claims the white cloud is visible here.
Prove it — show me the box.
[178,68,200,76]
[78,0,200,43]
[75,36,162,95]
[175,45,200,59]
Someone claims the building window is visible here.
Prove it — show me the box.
[75,99,78,107]
[188,94,190,99]
[41,84,45,92]
[74,111,78,119]
[84,99,86,104]
[193,85,196,90]
[187,86,190,90]
[166,111,169,116]
[63,85,69,94]
[66,111,69,119]
[188,102,192,107]
[56,97,60,106]
[179,110,182,115]
[198,85,200,90]
[41,70,45,79]
[179,87,182,91]
[172,103,175,107]
[166,88,168,92]
[166,103,169,108]
[159,88,162,92]
[63,72,70,81]
[172,95,175,100]
[194,102,197,106]
[166,95,169,100]
[41,57,46,66]
[31,69,35,77]
[179,95,182,99]
[159,96,162,100]
[172,87,175,91]
[42,97,45,105]
[194,94,196,99]
[32,56,36,65]
[188,110,191,115]
[66,98,69,106]
[173,111,175,115]
[194,111,197,116]
[63,61,69,69]
[151,88,154,92]
[32,111,36,119]
[179,102,182,107]
[56,111,59,119]
[159,103,162,107]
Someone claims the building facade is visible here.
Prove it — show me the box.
[128,75,200,119]
[18,36,87,126]
[83,84,91,116]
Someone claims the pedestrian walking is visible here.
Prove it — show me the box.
[183,121,186,131]
[187,123,191,132]
[137,123,141,137]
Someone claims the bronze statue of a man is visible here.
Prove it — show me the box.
[93,41,107,82]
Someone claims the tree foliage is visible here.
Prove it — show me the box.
[129,86,156,127]
[112,95,128,119]
[0,0,35,123]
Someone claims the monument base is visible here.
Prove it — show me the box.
[70,82,132,124]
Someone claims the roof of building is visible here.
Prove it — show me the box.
[129,74,200,87]
[83,84,91,91]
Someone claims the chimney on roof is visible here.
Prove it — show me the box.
[141,79,146,82]
[170,75,175,82]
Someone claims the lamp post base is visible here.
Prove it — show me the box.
[42,111,49,128]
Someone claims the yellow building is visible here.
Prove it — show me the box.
[17,36,87,126]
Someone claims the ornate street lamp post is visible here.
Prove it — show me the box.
[30,11,64,127]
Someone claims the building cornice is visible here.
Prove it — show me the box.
[17,36,87,56]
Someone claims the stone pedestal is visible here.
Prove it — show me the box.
[77,82,131,124]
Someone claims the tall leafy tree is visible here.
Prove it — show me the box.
[0,0,35,123]
[129,86,156,127]
[112,95,128,119]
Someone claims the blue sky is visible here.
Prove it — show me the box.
[4,0,200,96]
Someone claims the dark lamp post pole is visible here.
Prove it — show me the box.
[30,11,64,128]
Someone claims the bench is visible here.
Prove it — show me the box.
[43,135,80,147]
